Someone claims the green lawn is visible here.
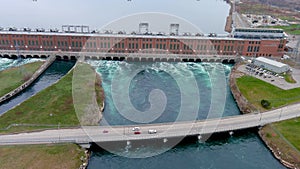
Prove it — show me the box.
[259,125,300,167]
[237,74,300,160]
[268,25,300,35]
[0,63,104,133]
[0,61,44,98]
[284,74,297,84]
[274,118,300,151]
[236,76,300,110]
[0,144,85,169]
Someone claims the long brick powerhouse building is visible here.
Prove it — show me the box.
[0,26,287,59]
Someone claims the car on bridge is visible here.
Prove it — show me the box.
[132,127,140,131]
[134,131,141,135]
[148,129,157,134]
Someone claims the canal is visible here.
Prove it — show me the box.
[0,58,75,115]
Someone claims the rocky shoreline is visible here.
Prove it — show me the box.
[259,126,300,169]
[229,63,258,114]
[229,63,300,169]
[80,67,105,169]
[224,0,233,33]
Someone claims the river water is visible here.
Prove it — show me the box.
[0,58,43,72]
[0,0,287,168]
[88,61,239,125]
[85,61,285,169]
[88,132,284,169]
[0,58,285,168]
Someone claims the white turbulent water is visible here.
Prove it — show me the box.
[88,61,233,93]
[0,58,44,72]
[85,60,239,126]
[87,60,232,78]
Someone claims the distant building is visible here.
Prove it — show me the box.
[233,27,286,39]
[253,57,290,73]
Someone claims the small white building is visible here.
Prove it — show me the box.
[253,57,290,73]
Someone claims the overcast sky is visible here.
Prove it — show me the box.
[1,0,230,34]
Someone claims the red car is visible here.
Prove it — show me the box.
[134,131,141,135]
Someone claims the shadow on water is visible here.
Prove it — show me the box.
[88,128,285,169]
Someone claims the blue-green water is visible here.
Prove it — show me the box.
[88,132,284,169]
[86,60,286,169]
[88,61,240,126]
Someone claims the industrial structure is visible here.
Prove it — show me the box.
[0,24,287,59]
[253,57,290,73]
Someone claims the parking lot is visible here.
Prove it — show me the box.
[238,64,300,90]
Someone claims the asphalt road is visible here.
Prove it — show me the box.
[0,103,299,146]
[233,12,250,28]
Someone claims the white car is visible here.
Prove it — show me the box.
[148,129,157,134]
[132,127,140,131]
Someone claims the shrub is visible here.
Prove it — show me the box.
[261,99,271,109]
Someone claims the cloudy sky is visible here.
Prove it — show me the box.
[1,0,230,34]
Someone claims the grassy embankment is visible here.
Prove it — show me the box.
[237,76,300,110]
[0,144,85,169]
[284,73,297,84]
[0,62,104,133]
[0,63,104,169]
[0,61,44,98]
[236,75,300,167]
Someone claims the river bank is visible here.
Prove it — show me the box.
[0,62,104,133]
[0,61,105,168]
[0,144,85,169]
[224,0,233,33]
[230,62,300,169]
[0,61,44,99]
[0,56,56,104]
[259,125,300,169]
[229,63,258,114]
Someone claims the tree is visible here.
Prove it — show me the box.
[261,99,271,109]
